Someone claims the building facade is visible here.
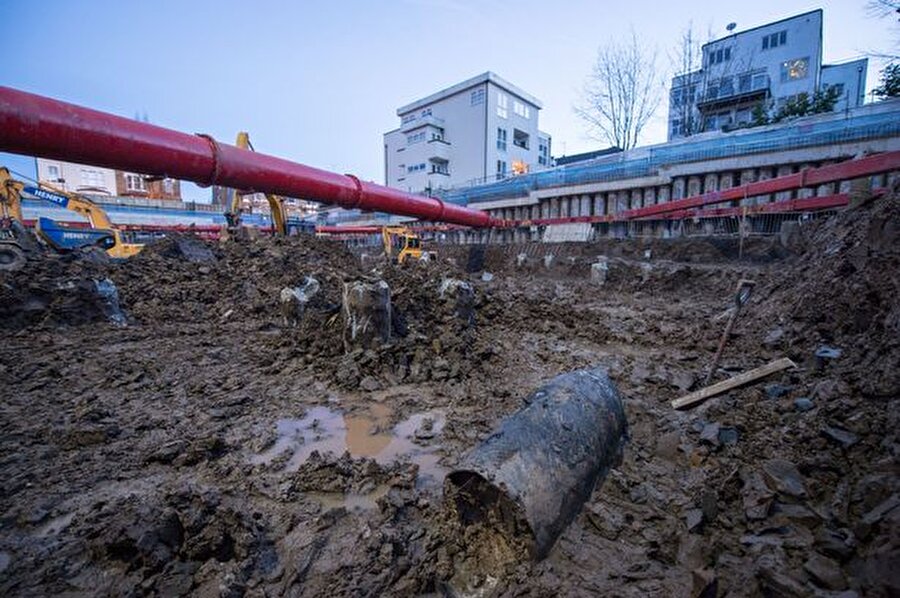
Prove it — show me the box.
[36,158,118,195]
[36,158,181,200]
[668,10,867,140]
[384,72,551,194]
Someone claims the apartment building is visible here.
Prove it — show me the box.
[668,9,868,140]
[384,72,551,194]
[36,158,181,200]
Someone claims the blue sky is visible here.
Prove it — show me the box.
[1,0,894,201]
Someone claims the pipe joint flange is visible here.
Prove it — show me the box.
[196,133,223,188]
[344,174,365,210]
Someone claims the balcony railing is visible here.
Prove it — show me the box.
[698,73,770,111]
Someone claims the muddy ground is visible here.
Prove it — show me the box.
[0,194,897,596]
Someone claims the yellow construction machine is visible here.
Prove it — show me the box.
[0,167,30,270]
[382,226,426,264]
[0,167,143,265]
[226,132,289,236]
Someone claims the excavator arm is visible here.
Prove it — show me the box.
[0,167,24,221]
[229,132,288,236]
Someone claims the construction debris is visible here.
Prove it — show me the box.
[672,357,797,410]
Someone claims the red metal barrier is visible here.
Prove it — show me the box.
[618,151,900,220]
[0,86,499,228]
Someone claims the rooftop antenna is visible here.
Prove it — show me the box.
[726,22,737,32]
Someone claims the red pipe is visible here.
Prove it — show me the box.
[0,86,499,228]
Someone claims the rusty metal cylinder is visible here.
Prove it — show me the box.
[445,368,628,560]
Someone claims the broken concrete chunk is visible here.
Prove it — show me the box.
[590,257,609,285]
[821,426,859,449]
[699,423,721,447]
[342,279,392,351]
[762,459,807,498]
[794,397,814,412]
[763,327,785,348]
[685,508,704,533]
[718,427,739,446]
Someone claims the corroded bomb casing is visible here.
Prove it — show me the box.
[445,368,628,560]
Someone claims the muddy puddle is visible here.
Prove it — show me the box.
[251,404,448,490]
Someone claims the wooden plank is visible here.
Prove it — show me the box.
[672,358,797,410]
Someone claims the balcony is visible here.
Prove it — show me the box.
[400,114,445,133]
[426,137,451,161]
[697,73,770,112]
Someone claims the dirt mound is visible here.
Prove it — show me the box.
[750,193,900,396]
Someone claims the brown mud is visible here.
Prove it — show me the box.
[0,193,897,596]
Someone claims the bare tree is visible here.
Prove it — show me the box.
[574,31,663,150]
[866,0,900,59]
[667,22,706,137]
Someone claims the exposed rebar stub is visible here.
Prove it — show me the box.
[444,368,628,561]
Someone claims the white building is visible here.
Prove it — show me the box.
[668,9,868,140]
[384,72,551,194]
[36,158,117,195]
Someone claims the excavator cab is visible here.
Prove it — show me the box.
[382,226,426,264]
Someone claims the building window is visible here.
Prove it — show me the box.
[496,160,507,178]
[124,173,146,192]
[497,92,508,118]
[781,58,809,82]
[401,114,416,125]
[421,108,432,118]
[470,88,485,106]
[47,165,60,181]
[163,178,175,195]
[738,74,751,93]
[719,76,734,98]
[496,127,507,151]
[708,47,732,66]
[752,73,769,90]
[80,169,104,189]
[538,141,550,165]
[406,131,426,145]
[406,163,426,173]
[513,101,530,118]
[513,129,529,149]
[763,30,787,50]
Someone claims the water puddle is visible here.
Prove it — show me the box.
[252,404,448,488]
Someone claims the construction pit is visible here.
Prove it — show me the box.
[0,192,898,597]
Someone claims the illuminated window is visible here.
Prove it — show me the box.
[781,57,809,82]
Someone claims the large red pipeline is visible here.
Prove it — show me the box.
[0,86,499,228]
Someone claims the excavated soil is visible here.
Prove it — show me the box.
[0,193,897,596]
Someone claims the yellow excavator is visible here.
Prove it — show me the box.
[225,132,288,236]
[0,167,31,270]
[381,226,426,264]
[0,167,143,268]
